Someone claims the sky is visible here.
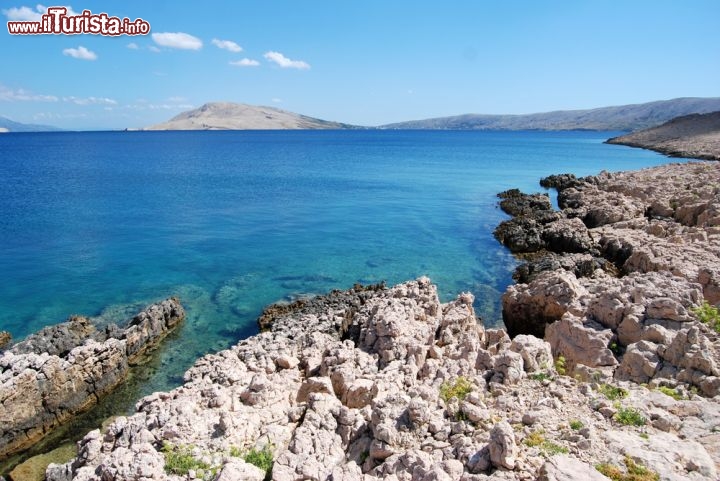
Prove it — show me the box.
[1,1,719,130]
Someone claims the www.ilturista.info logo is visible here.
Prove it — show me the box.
[7,7,150,35]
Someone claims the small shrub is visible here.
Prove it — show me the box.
[596,455,659,481]
[531,372,552,382]
[162,443,211,476]
[244,445,274,480]
[656,386,684,401]
[599,384,629,401]
[229,446,242,457]
[615,407,646,426]
[691,301,720,332]
[541,441,568,456]
[554,355,567,376]
[523,430,545,447]
[639,433,649,440]
[569,420,584,430]
[439,377,473,402]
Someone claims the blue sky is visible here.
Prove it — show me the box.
[1,1,719,130]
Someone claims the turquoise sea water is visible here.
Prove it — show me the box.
[0,130,670,394]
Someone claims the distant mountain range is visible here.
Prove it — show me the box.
[607,111,720,161]
[0,116,60,132]
[380,97,720,131]
[145,102,360,131]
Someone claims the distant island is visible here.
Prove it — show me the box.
[380,97,720,131]
[143,102,360,131]
[0,116,61,133]
[607,111,720,161]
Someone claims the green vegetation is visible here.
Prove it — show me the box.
[541,441,569,456]
[162,443,211,476]
[691,300,720,332]
[229,446,242,457]
[243,445,274,480]
[554,355,567,376]
[439,376,473,402]
[530,372,552,382]
[523,430,545,447]
[656,386,684,400]
[599,383,629,401]
[596,456,659,481]
[614,407,646,426]
[359,450,370,463]
[569,420,584,430]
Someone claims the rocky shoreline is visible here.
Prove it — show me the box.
[0,299,185,463]
[3,161,720,481]
[607,112,720,161]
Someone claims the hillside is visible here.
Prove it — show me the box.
[606,111,720,160]
[145,102,358,130]
[0,116,60,132]
[381,97,720,131]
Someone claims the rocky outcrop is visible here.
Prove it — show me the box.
[498,161,720,398]
[607,111,720,161]
[0,298,185,460]
[45,279,720,481]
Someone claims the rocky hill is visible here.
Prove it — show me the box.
[144,103,358,131]
[606,111,720,160]
[0,116,60,133]
[382,97,720,131]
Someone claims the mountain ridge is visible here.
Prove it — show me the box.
[0,116,61,132]
[380,97,720,131]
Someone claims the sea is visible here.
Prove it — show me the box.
[0,130,672,398]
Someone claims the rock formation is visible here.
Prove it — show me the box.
[607,111,720,161]
[0,298,185,460]
[498,162,720,397]
[44,278,720,481]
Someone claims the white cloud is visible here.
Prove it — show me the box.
[229,58,260,67]
[167,96,187,103]
[63,96,117,105]
[63,46,97,61]
[0,84,58,102]
[3,5,78,21]
[127,42,139,50]
[148,46,161,53]
[264,51,310,70]
[272,98,282,103]
[152,32,202,50]
[212,38,242,53]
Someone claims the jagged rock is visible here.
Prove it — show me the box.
[539,173,580,191]
[497,189,552,217]
[538,455,607,481]
[0,298,184,459]
[545,314,617,368]
[0,331,11,351]
[502,270,587,338]
[488,421,517,470]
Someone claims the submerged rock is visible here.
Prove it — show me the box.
[0,298,185,460]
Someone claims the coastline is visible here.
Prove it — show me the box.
[19,160,718,481]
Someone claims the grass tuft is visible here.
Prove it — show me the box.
[162,443,211,476]
[243,445,274,480]
[439,376,473,402]
[598,383,628,401]
[596,456,659,481]
[656,385,684,401]
[614,407,646,426]
[569,419,584,430]
[691,300,720,332]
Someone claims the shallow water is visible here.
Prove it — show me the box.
[0,130,671,395]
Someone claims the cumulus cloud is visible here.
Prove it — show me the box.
[3,4,78,21]
[212,38,242,52]
[63,46,97,61]
[152,32,203,50]
[229,58,260,67]
[0,84,58,102]
[264,51,310,70]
